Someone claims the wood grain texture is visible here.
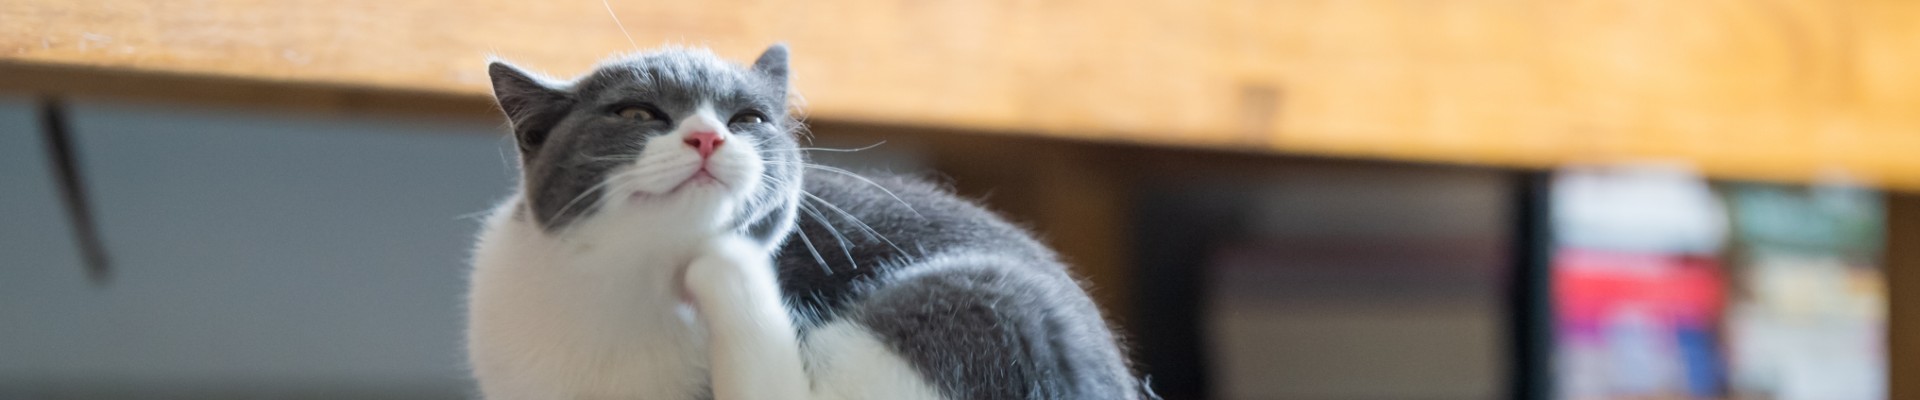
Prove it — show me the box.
[4,0,1919,189]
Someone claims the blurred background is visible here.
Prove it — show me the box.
[1,1,1914,399]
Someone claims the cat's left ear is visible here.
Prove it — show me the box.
[487,60,572,156]
[751,44,790,97]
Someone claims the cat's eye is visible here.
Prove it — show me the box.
[729,112,767,126]
[615,106,657,121]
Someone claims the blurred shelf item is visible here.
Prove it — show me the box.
[1724,183,1888,400]
[5,0,1920,189]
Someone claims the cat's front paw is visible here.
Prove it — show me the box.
[681,236,776,309]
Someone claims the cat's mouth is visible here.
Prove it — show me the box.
[631,169,727,201]
[675,170,724,191]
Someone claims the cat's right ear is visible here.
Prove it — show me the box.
[751,44,790,99]
[488,61,572,155]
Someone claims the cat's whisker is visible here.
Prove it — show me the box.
[574,155,643,164]
[598,0,638,49]
[494,135,517,181]
[532,171,655,265]
[788,203,833,275]
[795,201,859,270]
[755,165,905,266]
[806,165,924,218]
[800,191,907,256]
[546,169,644,225]
[762,161,925,219]
[751,169,825,272]
[455,208,494,222]
[729,172,790,232]
[765,141,886,153]
[558,154,663,176]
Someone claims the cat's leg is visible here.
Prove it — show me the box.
[684,236,812,400]
[802,320,948,400]
[687,239,946,400]
[845,256,1139,400]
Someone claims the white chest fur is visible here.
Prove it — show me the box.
[466,203,711,400]
[466,198,947,400]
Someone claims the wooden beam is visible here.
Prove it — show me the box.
[4,0,1918,189]
[1889,193,1919,400]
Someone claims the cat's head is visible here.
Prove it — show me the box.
[488,45,802,243]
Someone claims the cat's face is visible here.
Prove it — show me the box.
[489,46,802,241]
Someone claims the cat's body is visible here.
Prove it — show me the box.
[467,45,1138,400]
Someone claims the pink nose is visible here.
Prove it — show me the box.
[683,131,724,158]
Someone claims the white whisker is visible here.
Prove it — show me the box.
[771,141,887,153]
[599,0,638,49]
[546,169,643,223]
[790,205,833,274]
[800,191,906,256]
[796,201,858,270]
[764,161,924,219]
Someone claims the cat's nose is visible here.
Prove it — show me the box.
[683,131,724,158]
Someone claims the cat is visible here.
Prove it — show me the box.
[466,44,1141,400]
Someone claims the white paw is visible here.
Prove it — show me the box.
[682,236,776,308]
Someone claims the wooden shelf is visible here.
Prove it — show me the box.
[5,0,1918,189]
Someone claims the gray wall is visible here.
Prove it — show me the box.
[0,96,514,399]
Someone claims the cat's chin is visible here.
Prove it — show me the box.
[629,174,728,202]
[603,185,740,233]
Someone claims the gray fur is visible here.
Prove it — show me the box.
[488,47,799,231]
[489,45,1139,400]
[776,173,1137,400]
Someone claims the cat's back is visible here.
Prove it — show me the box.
[775,169,1140,400]
[788,169,1054,263]
[774,169,1057,315]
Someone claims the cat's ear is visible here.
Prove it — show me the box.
[751,44,790,98]
[487,60,572,155]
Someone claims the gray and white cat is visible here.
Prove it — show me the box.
[466,45,1140,400]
